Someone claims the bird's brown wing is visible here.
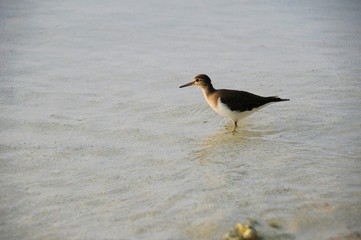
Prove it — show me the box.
[218,90,276,112]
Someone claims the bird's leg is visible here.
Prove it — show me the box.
[232,121,238,132]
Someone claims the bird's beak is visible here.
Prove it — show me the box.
[179,81,194,88]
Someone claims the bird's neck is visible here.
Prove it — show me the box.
[201,84,216,97]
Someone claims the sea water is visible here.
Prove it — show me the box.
[1,0,361,239]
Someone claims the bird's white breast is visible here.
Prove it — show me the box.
[212,98,269,122]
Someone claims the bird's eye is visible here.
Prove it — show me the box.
[195,79,199,82]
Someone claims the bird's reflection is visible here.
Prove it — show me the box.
[192,122,274,165]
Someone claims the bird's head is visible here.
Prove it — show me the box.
[179,74,212,89]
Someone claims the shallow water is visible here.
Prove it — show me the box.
[1,0,361,239]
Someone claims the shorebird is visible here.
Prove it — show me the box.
[179,74,289,130]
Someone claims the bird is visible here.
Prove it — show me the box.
[179,74,289,130]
